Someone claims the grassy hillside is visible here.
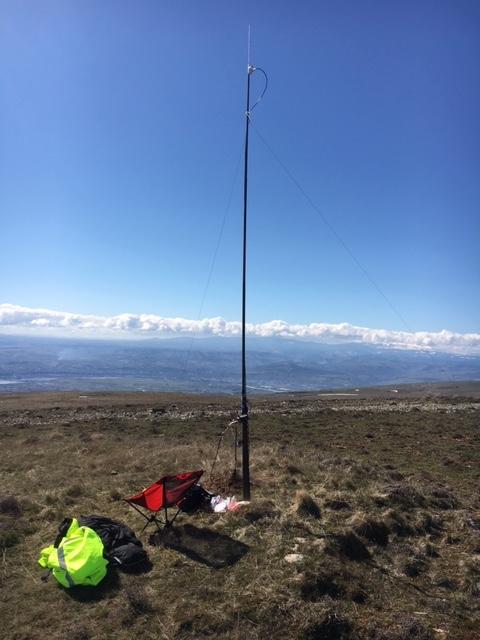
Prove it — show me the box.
[1,385,479,639]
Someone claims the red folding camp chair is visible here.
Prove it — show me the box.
[124,470,204,532]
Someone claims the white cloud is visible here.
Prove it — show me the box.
[1,303,479,355]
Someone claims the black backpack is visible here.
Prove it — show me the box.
[178,484,214,514]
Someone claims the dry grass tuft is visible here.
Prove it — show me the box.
[375,484,427,510]
[64,483,87,499]
[109,488,122,502]
[428,486,459,510]
[348,513,390,546]
[242,499,278,524]
[300,611,353,640]
[44,491,59,506]
[70,626,91,640]
[415,512,443,536]
[402,555,427,578]
[0,495,33,549]
[461,556,480,597]
[286,463,304,475]
[294,490,321,519]
[0,496,21,516]
[124,583,154,616]
[0,516,33,548]
[332,530,371,561]
[365,615,435,640]
[0,522,20,549]
[208,468,243,495]
[299,570,346,601]
[381,508,416,537]
[325,498,351,511]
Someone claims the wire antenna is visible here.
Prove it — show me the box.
[249,120,411,332]
[249,67,268,113]
[180,147,243,379]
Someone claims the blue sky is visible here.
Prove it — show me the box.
[1,0,479,336]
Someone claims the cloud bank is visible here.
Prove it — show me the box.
[1,303,479,355]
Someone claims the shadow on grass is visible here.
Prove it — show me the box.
[149,523,249,569]
[63,566,121,602]
[62,558,153,602]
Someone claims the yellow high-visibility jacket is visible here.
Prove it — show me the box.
[38,518,108,587]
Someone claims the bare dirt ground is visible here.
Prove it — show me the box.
[0,382,479,640]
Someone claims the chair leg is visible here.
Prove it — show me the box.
[141,518,152,534]
[143,514,166,532]
[163,478,169,526]
[169,507,182,527]
[126,500,165,533]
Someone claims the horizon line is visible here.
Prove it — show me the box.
[1,303,479,356]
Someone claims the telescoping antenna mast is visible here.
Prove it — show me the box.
[240,27,267,501]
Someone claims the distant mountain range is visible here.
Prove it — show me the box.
[0,334,479,394]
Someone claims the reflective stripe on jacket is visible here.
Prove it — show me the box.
[38,518,108,587]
